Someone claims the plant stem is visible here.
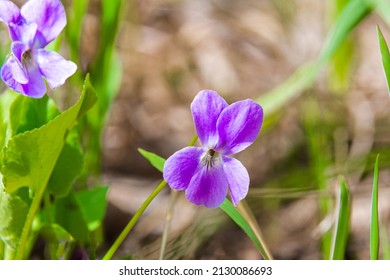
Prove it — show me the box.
[159,190,179,260]
[0,240,4,260]
[102,180,167,260]
[16,188,44,259]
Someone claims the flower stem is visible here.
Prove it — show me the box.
[159,190,179,260]
[188,135,198,146]
[102,180,167,260]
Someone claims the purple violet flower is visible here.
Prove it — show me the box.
[0,0,77,98]
[163,90,263,208]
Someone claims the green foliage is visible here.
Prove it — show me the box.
[74,186,109,231]
[47,136,83,198]
[257,0,373,120]
[66,0,90,62]
[81,0,124,178]
[54,194,90,243]
[377,26,390,93]
[370,155,380,260]
[220,199,271,260]
[0,75,97,259]
[138,148,165,173]
[1,76,96,194]
[330,177,351,260]
[0,184,29,250]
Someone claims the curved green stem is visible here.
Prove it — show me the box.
[102,180,167,260]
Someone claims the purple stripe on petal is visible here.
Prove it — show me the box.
[8,57,28,84]
[20,64,46,98]
[1,58,24,94]
[222,156,250,206]
[163,147,204,191]
[0,1,20,24]
[11,41,27,62]
[191,90,228,148]
[9,22,37,47]
[36,49,77,89]
[21,0,66,47]
[185,163,228,208]
[215,99,263,155]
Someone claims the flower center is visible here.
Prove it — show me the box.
[202,149,219,169]
[21,50,32,66]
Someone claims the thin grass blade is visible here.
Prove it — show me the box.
[377,26,390,94]
[370,154,380,259]
[220,199,271,260]
[330,177,351,260]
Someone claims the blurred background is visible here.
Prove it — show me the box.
[2,0,390,259]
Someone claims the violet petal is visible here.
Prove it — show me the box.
[185,163,228,208]
[0,1,20,25]
[2,57,46,98]
[215,99,263,154]
[222,155,250,206]
[191,90,228,148]
[1,58,24,93]
[11,41,27,62]
[8,22,37,48]
[20,65,46,98]
[7,56,28,84]
[35,49,77,89]
[21,0,66,47]
[163,147,204,191]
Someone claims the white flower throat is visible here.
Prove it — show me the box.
[201,149,221,169]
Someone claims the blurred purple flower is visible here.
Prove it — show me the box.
[0,0,76,98]
[163,90,263,208]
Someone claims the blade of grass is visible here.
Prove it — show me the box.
[302,98,332,259]
[220,199,272,260]
[370,154,380,259]
[236,200,273,259]
[377,26,390,94]
[256,0,372,117]
[330,177,351,260]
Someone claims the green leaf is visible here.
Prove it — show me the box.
[0,90,18,151]
[1,75,97,194]
[370,154,380,260]
[9,96,49,135]
[40,223,74,243]
[377,26,390,93]
[0,182,30,249]
[138,148,165,172]
[47,133,83,198]
[219,199,271,260]
[330,177,351,260]
[54,194,89,243]
[74,186,109,231]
